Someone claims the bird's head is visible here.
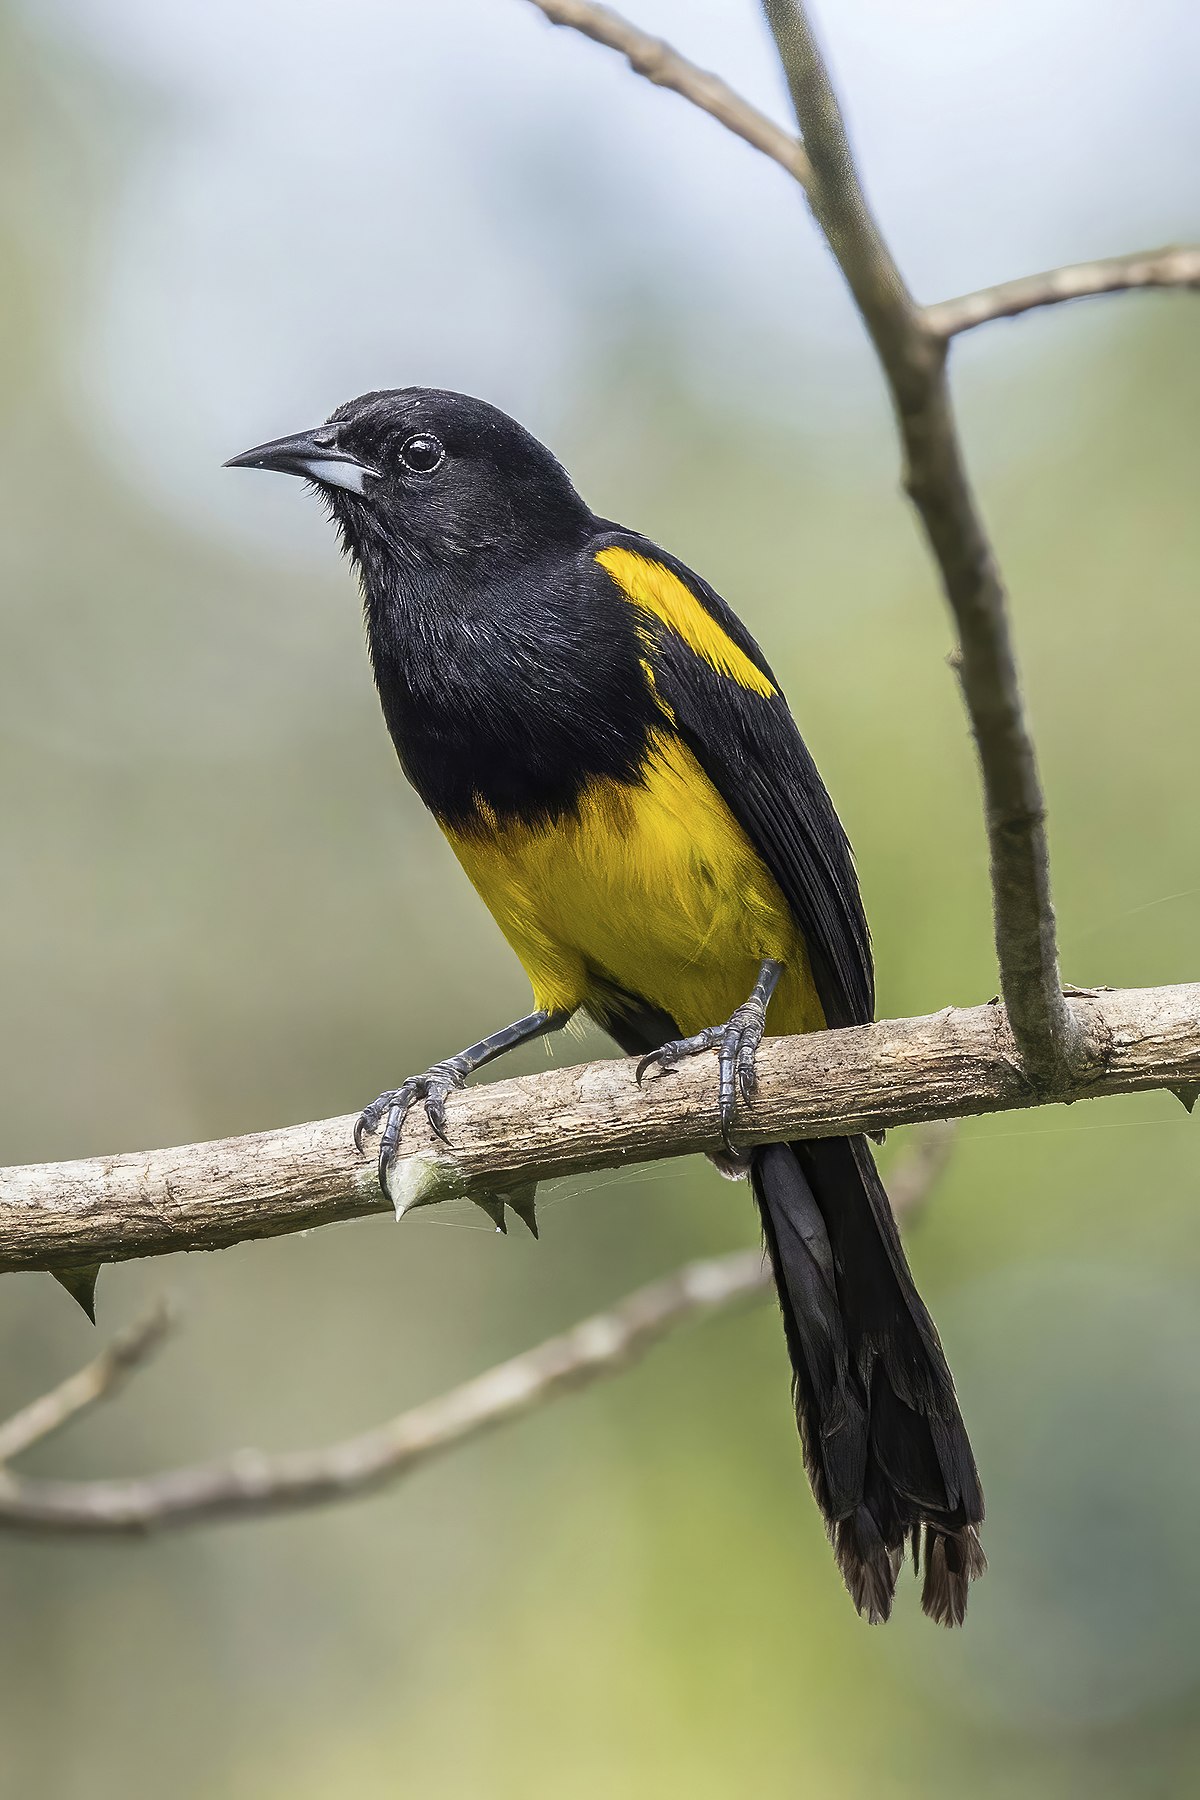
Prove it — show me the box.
[226,388,591,571]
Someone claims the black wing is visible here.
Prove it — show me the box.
[597,530,874,1029]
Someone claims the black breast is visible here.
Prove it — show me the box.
[364,546,659,827]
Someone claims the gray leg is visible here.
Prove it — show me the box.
[356,1008,574,1182]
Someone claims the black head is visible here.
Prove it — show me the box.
[225,388,593,568]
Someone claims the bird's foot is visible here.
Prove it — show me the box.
[354,1056,471,1183]
[635,995,770,1146]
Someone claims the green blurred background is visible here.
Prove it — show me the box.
[2,2,1199,1795]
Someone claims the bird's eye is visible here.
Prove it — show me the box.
[399,433,444,474]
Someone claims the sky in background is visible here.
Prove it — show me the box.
[26,0,1200,564]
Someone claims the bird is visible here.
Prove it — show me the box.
[227,388,984,1624]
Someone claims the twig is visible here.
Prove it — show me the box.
[523,0,1200,1093]
[519,0,809,182]
[0,1129,948,1533]
[2,983,1198,1274]
[759,0,1083,1090]
[0,1251,768,1531]
[0,1299,175,1464]
[521,1,1200,358]
[926,244,1200,339]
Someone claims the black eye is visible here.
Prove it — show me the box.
[399,433,444,474]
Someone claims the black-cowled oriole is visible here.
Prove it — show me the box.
[228,389,984,1624]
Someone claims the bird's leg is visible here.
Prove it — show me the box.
[356,1009,574,1183]
[636,959,782,1145]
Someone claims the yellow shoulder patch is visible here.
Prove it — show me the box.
[596,546,776,700]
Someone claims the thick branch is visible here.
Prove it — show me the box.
[520,0,809,182]
[926,244,1200,338]
[0,1131,952,1534]
[759,0,1082,1090]
[2,985,1197,1274]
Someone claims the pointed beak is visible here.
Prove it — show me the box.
[224,427,380,495]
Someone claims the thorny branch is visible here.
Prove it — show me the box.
[0,0,1196,1530]
[3,985,1199,1274]
[0,1130,952,1533]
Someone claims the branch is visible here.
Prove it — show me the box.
[926,244,1200,339]
[2,985,1197,1274]
[0,1251,769,1531]
[522,0,1199,1095]
[520,0,809,182]
[520,3,1200,350]
[759,0,1082,1090]
[0,1130,950,1534]
[7,9,1195,1536]
[0,1300,175,1464]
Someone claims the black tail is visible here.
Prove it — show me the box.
[750,1135,984,1625]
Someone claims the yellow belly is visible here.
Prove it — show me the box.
[443,731,824,1039]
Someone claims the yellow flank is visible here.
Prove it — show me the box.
[596,547,777,700]
[444,731,824,1040]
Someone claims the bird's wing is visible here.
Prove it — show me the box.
[593,532,874,1029]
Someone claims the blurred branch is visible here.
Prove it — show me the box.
[520,5,1200,348]
[0,1299,175,1464]
[519,0,810,182]
[927,244,1200,338]
[0,1130,949,1534]
[876,1116,955,1221]
[2,984,1198,1275]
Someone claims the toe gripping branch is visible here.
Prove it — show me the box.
[635,959,782,1146]
[354,1009,572,1228]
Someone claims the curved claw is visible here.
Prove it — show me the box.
[725,1003,767,1140]
[354,1087,401,1156]
[636,1028,719,1087]
[355,1061,468,1179]
[423,1059,468,1142]
[638,994,771,1148]
[636,1047,673,1085]
[376,1086,419,1185]
[425,1089,452,1143]
[736,1040,759,1104]
[717,1021,742,1145]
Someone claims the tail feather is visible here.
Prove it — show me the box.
[750,1136,984,1625]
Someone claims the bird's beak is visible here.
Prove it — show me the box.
[224,427,380,495]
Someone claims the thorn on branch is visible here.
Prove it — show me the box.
[52,1264,103,1324]
[0,1130,953,1534]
